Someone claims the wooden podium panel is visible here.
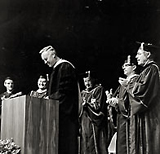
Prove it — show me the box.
[1,95,59,154]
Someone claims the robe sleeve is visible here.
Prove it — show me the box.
[129,64,160,115]
[85,86,108,126]
[118,75,139,116]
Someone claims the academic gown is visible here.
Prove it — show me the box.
[79,84,109,154]
[0,91,15,110]
[0,91,14,99]
[0,91,16,133]
[48,60,79,154]
[115,74,139,154]
[30,90,47,98]
[128,61,160,154]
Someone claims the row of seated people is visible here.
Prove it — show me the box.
[0,75,48,101]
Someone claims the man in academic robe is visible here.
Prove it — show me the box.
[107,55,139,154]
[40,45,79,154]
[120,42,160,154]
[79,71,109,154]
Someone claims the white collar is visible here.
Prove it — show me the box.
[143,60,154,67]
[53,58,75,68]
[36,89,47,93]
[127,74,139,82]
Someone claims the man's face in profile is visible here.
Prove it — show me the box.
[41,51,56,67]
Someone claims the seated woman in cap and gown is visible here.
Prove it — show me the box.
[79,71,110,154]
[30,75,48,99]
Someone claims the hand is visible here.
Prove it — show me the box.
[90,99,97,108]
[1,95,6,101]
[82,100,87,106]
[44,96,49,99]
[105,88,113,100]
[106,97,118,107]
[118,77,128,87]
[91,98,96,104]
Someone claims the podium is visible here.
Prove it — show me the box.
[1,95,59,154]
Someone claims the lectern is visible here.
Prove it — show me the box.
[1,95,59,154]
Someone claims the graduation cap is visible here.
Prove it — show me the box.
[82,70,99,79]
[136,41,159,54]
[84,71,91,79]
[38,74,50,82]
[83,70,100,85]
[39,45,55,54]
[39,75,47,80]
[124,55,131,65]
[4,76,16,83]
[4,76,13,81]
[122,55,137,68]
[122,55,141,73]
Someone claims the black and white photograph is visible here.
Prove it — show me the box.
[0,0,160,154]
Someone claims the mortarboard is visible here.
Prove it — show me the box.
[39,45,55,54]
[136,41,159,54]
[123,55,137,67]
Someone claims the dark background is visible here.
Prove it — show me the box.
[0,0,160,94]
